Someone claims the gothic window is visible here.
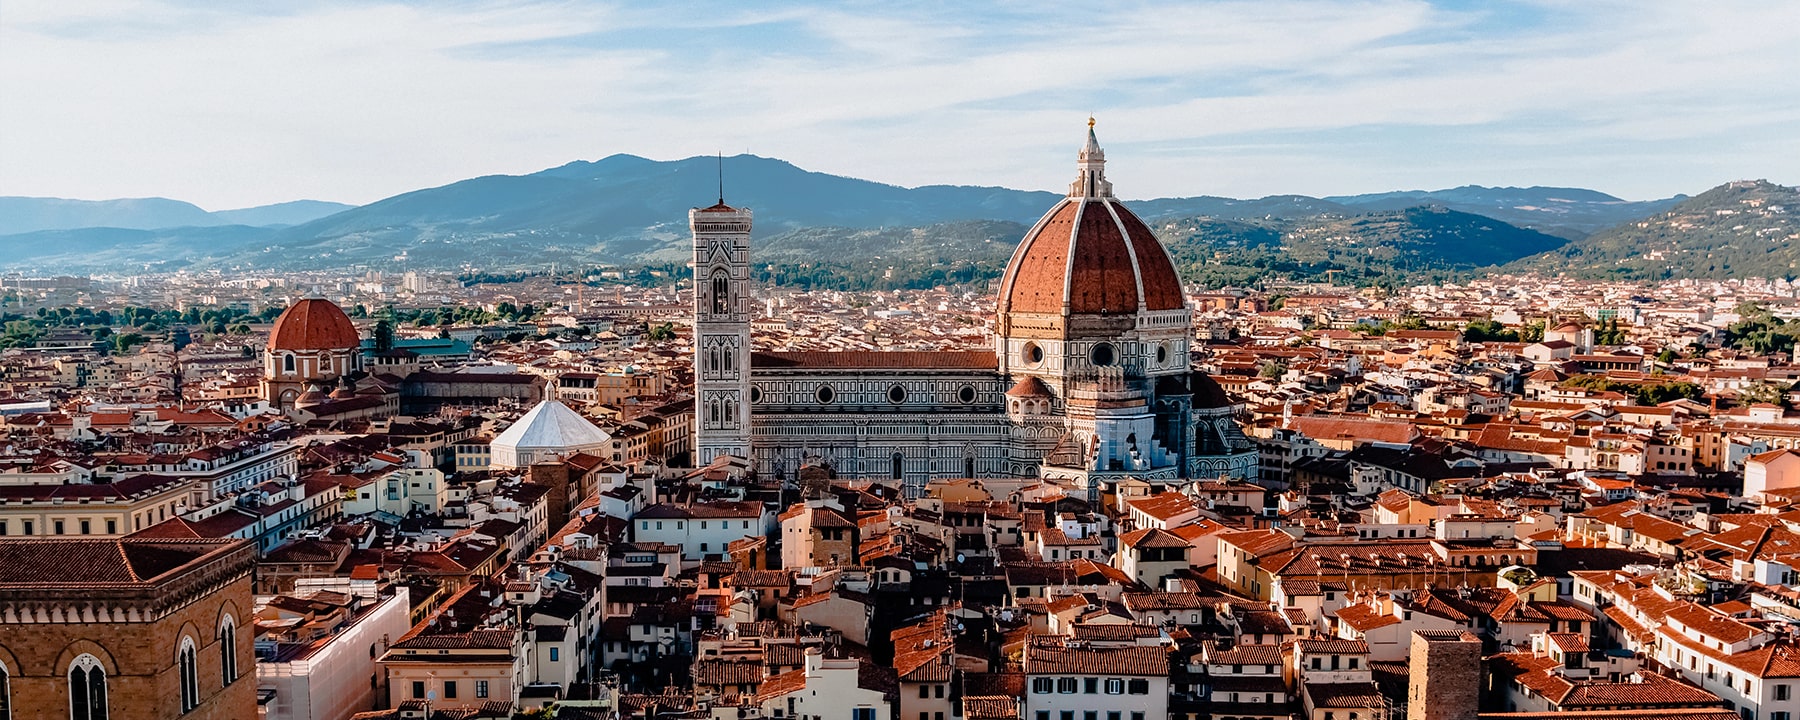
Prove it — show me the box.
[892,452,904,480]
[711,272,730,316]
[68,654,107,720]
[220,615,239,685]
[179,636,199,712]
[964,456,976,478]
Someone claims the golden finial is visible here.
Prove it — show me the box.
[1087,116,1096,129]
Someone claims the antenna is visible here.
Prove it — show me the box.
[718,151,725,206]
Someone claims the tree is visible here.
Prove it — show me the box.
[648,323,677,342]
[1594,318,1628,346]
[112,332,147,355]
[1258,360,1287,379]
[1656,348,1678,365]
[373,318,395,353]
[1464,319,1519,343]
[1520,321,1546,343]
[0,320,40,348]
[1740,382,1790,408]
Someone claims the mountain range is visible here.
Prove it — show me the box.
[0,154,1785,285]
[0,197,354,235]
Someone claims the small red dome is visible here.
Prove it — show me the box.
[268,299,359,352]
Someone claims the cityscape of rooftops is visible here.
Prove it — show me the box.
[2,2,1800,720]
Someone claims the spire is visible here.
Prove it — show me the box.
[1069,118,1112,199]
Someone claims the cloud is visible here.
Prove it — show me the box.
[0,0,1795,209]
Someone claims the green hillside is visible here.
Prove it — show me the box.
[1155,206,1568,287]
[1506,180,1800,280]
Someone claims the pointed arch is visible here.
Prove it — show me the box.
[219,613,239,685]
[68,653,108,720]
[710,269,730,316]
[178,636,199,713]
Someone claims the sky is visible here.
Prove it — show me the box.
[2,0,1797,210]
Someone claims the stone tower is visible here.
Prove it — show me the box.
[1408,630,1482,720]
[691,201,754,464]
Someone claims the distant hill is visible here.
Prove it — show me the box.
[0,196,353,235]
[1505,180,1800,280]
[0,155,1704,281]
[0,225,277,272]
[1327,185,1684,238]
[1154,206,1570,287]
[212,200,356,227]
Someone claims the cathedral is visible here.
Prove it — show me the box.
[692,123,1258,499]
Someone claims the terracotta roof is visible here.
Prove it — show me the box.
[1024,643,1167,676]
[268,298,360,351]
[1119,527,1190,549]
[962,696,1020,720]
[1304,681,1385,708]
[0,538,248,588]
[1006,376,1053,398]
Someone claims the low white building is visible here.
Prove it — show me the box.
[631,501,773,564]
[758,647,891,720]
[256,580,413,720]
[1021,641,1169,720]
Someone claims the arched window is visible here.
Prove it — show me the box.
[1,659,10,720]
[711,272,730,316]
[891,452,904,480]
[964,456,976,478]
[220,616,239,685]
[68,654,107,720]
[282,354,295,373]
[178,636,199,713]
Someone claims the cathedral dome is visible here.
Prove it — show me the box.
[997,122,1185,318]
[268,299,360,352]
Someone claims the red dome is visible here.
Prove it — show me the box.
[997,125,1185,318]
[268,299,359,351]
[999,198,1184,315]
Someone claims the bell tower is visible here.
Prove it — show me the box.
[691,200,754,464]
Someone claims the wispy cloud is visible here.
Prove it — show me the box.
[1,0,1795,209]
